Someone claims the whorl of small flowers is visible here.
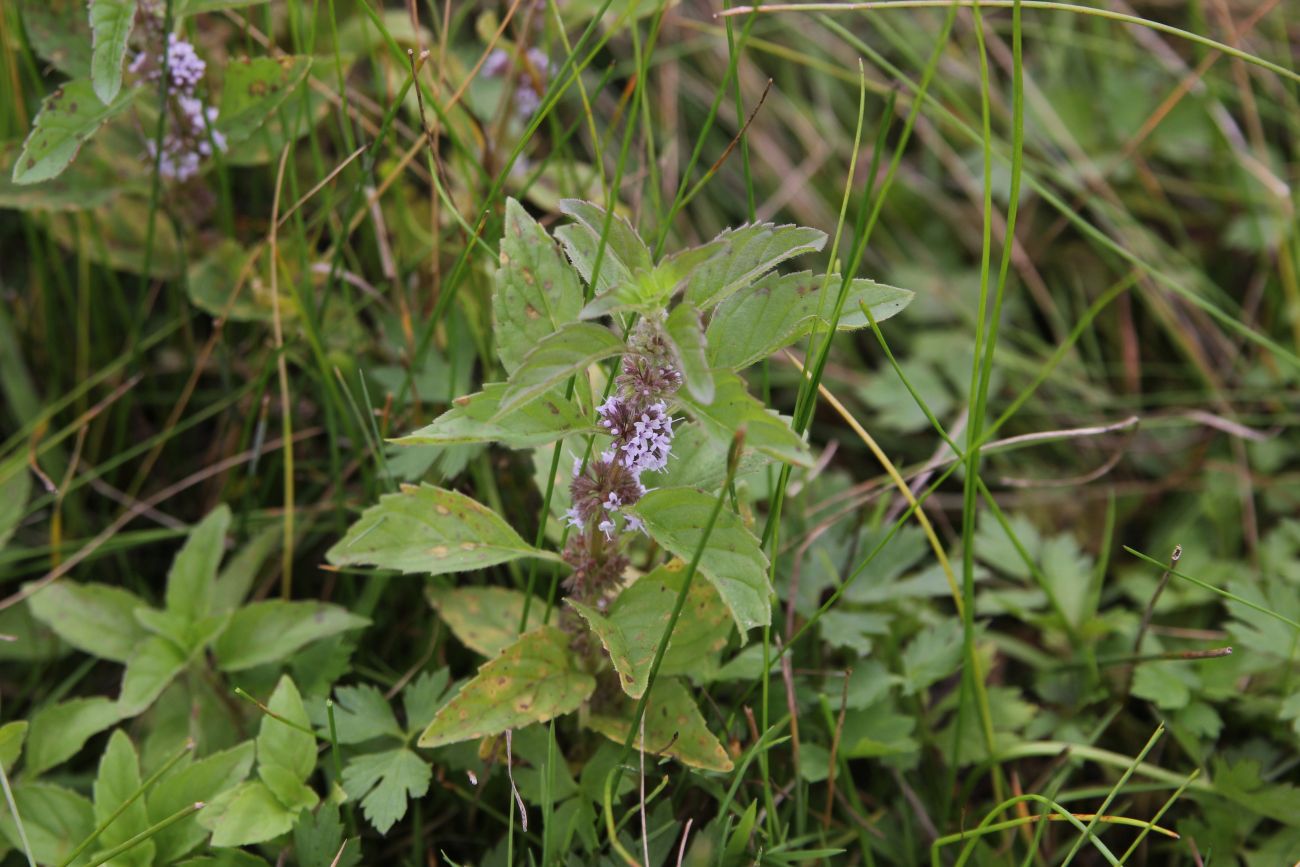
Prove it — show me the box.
[129,34,207,93]
[567,456,645,539]
[597,398,674,475]
[129,22,225,182]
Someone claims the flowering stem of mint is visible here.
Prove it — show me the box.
[606,429,744,795]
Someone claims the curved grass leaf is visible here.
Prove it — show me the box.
[13,79,137,184]
[676,369,810,467]
[418,625,594,748]
[494,198,584,374]
[496,322,624,417]
[327,483,558,576]
[426,586,544,657]
[707,271,915,370]
[89,0,136,104]
[586,677,733,772]
[683,223,827,309]
[629,487,772,635]
[394,384,590,449]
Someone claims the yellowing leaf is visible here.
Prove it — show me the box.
[426,586,544,657]
[586,678,732,772]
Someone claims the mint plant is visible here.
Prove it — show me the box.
[329,199,914,769]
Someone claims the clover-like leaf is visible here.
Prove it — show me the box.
[494,198,584,374]
[496,322,624,417]
[569,561,730,698]
[418,625,595,748]
[706,271,914,370]
[683,223,827,309]
[327,484,559,576]
[394,384,591,449]
[89,0,136,104]
[427,586,545,658]
[629,488,772,635]
[586,677,733,772]
[676,369,811,467]
[13,78,137,184]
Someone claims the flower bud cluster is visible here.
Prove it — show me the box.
[130,9,226,182]
[561,318,682,602]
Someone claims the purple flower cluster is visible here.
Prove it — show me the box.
[129,21,225,182]
[482,46,553,120]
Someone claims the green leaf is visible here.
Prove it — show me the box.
[118,635,188,715]
[706,271,914,370]
[497,322,624,416]
[256,676,315,784]
[586,678,733,772]
[149,742,255,864]
[676,369,811,467]
[212,525,279,614]
[1131,663,1194,710]
[25,696,123,777]
[683,223,827,309]
[92,730,153,867]
[0,783,94,865]
[258,764,318,813]
[177,0,269,14]
[427,586,545,658]
[212,601,368,672]
[559,199,652,276]
[24,580,148,663]
[293,805,360,867]
[166,505,230,623]
[18,0,92,78]
[89,0,136,104]
[646,422,771,492]
[418,625,595,748]
[0,721,27,773]
[199,781,298,847]
[629,487,772,635]
[556,223,633,299]
[216,55,313,145]
[394,383,590,449]
[0,459,30,551]
[327,483,556,576]
[12,79,137,184]
[330,684,404,745]
[899,619,964,696]
[341,748,431,834]
[665,303,714,403]
[568,561,730,698]
[493,198,584,375]
[401,670,451,735]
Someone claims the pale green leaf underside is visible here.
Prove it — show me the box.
[676,369,811,467]
[418,625,594,748]
[586,677,733,772]
[13,78,137,184]
[89,0,136,104]
[496,322,624,417]
[326,483,557,576]
[630,487,772,635]
[707,271,915,370]
[395,383,590,448]
[426,585,544,658]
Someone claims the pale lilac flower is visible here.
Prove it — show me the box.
[483,49,510,78]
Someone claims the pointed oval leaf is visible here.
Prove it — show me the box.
[629,487,772,635]
[664,302,713,403]
[148,741,255,864]
[707,271,914,370]
[217,55,313,145]
[0,782,94,865]
[199,780,298,847]
[496,322,624,417]
[25,697,123,777]
[676,369,810,467]
[13,79,137,184]
[89,0,136,104]
[327,483,557,575]
[19,0,93,78]
[426,586,545,658]
[212,601,369,672]
[166,505,230,622]
[586,678,733,772]
[418,625,595,748]
[394,384,591,448]
[24,580,148,662]
[256,676,316,784]
[558,198,652,275]
[683,223,827,309]
[93,729,153,866]
[494,198,584,374]
[118,634,188,715]
[557,223,634,299]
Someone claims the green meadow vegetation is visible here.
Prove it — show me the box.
[1,0,1298,863]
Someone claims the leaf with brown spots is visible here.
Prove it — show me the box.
[417,626,594,749]
[326,484,561,576]
[216,55,313,145]
[586,677,733,772]
[426,586,545,658]
[12,78,137,185]
[394,383,590,449]
[683,222,827,310]
[493,198,584,375]
[706,270,914,370]
[568,561,731,699]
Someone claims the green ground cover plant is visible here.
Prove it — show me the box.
[1,0,1298,864]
